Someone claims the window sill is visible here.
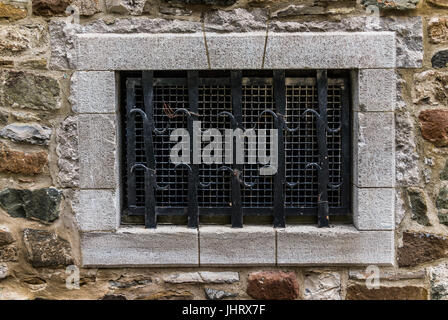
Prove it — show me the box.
[81,225,394,267]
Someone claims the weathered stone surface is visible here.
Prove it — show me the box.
[356,69,396,112]
[0,263,9,280]
[265,32,395,69]
[0,188,62,223]
[0,123,52,146]
[17,59,47,70]
[0,2,27,21]
[204,288,237,300]
[0,142,47,175]
[204,8,268,32]
[354,112,395,187]
[432,50,448,68]
[0,24,48,56]
[396,188,407,227]
[0,226,15,247]
[428,0,448,7]
[418,109,448,147]
[159,4,192,16]
[270,4,325,17]
[78,114,116,188]
[398,231,448,267]
[76,32,208,70]
[303,271,341,300]
[0,246,17,262]
[441,161,448,180]
[164,272,239,284]
[200,226,275,266]
[23,229,73,267]
[2,71,60,111]
[361,0,419,10]
[106,0,146,15]
[346,284,428,300]
[428,17,448,44]
[56,116,78,188]
[278,226,394,265]
[414,71,448,106]
[72,0,101,16]
[437,187,448,210]
[32,0,71,16]
[349,269,426,281]
[0,109,8,125]
[269,16,422,68]
[109,275,152,288]
[430,262,448,300]
[49,18,201,69]
[73,190,118,232]
[407,188,431,226]
[439,213,448,226]
[70,71,116,113]
[396,101,420,186]
[200,271,239,284]
[246,271,299,300]
[81,226,199,267]
[353,187,394,230]
[207,32,266,69]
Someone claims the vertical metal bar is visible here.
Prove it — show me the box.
[187,71,199,228]
[340,77,351,212]
[316,70,330,227]
[141,71,157,228]
[231,70,243,228]
[273,70,286,228]
[125,79,137,210]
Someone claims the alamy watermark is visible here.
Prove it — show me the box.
[169,121,278,176]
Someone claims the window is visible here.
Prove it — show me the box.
[121,70,350,228]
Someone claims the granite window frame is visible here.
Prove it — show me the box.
[70,31,396,267]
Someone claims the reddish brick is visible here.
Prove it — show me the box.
[247,271,299,300]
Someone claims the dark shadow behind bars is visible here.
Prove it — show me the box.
[121,70,351,228]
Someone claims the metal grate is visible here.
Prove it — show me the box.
[122,70,350,228]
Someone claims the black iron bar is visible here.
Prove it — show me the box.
[231,71,243,228]
[141,71,157,228]
[187,71,199,228]
[273,70,286,228]
[125,78,138,211]
[316,70,330,228]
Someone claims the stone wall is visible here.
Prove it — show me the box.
[0,0,447,300]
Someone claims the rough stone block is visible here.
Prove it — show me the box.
[199,226,275,266]
[163,271,239,283]
[81,226,199,267]
[246,271,299,300]
[205,32,266,69]
[75,33,208,70]
[398,231,448,267]
[264,32,396,69]
[73,190,119,232]
[353,186,395,230]
[71,71,116,113]
[346,284,428,300]
[353,112,395,187]
[277,226,394,265]
[77,114,116,189]
[353,69,396,112]
[303,270,341,300]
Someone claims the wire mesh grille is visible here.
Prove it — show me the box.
[126,72,347,212]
